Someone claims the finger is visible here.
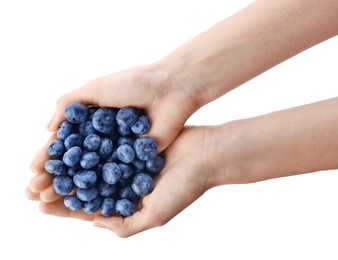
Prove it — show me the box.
[29,172,54,193]
[30,133,57,174]
[40,185,64,203]
[25,187,41,201]
[39,199,96,221]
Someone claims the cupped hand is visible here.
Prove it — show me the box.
[27,125,216,238]
[27,64,200,201]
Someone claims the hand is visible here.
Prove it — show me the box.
[46,64,200,153]
[26,64,200,201]
[26,125,216,237]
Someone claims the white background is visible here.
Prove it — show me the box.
[1,1,338,259]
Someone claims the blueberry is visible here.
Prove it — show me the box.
[131,173,154,196]
[52,175,74,195]
[76,186,99,201]
[64,133,84,150]
[64,195,83,211]
[146,154,165,174]
[115,199,136,217]
[87,106,99,119]
[118,163,134,184]
[63,146,83,167]
[83,133,101,151]
[98,137,113,159]
[116,144,135,163]
[67,163,82,177]
[44,159,67,176]
[102,162,121,185]
[80,151,100,169]
[101,198,115,217]
[117,124,132,137]
[78,120,96,136]
[116,107,138,127]
[131,115,150,135]
[104,149,119,163]
[118,185,138,201]
[133,136,158,161]
[92,108,116,134]
[47,139,65,159]
[97,179,117,197]
[130,158,146,172]
[117,136,134,146]
[57,121,74,140]
[73,170,97,188]
[83,196,103,214]
[64,103,89,124]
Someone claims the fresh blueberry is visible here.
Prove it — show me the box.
[118,185,138,201]
[117,136,134,146]
[130,158,146,172]
[98,137,113,159]
[116,144,135,163]
[104,149,119,163]
[52,175,74,195]
[116,107,138,127]
[133,136,158,161]
[80,151,100,169]
[67,163,82,177]
[101,198,115,217]
[118,163,134,185]
[92,108,116,134]
[131,114,150,135]
[63,146,83,167]
[146,154,165,174]
[102,162,121,185]
[64,195,83,211]
[131,173,154,196]
[57,121,74,141]
[93,162,104,176]
[83,196,103,214]
[64,133,84,150]
[76,186,99,201]
[87,106,99,119]
[97,179,117,197]
[83,133,101,151]
[47,139,65,159]
[115,199,136,217]
[44,159,67,176]
[117,124,132,137]
[64,103,89,124]
[73,170,97,188]
[78,120,96,136]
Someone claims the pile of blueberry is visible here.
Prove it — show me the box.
[44,103,164,217]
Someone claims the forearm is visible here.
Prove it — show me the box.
[209,97,338,186]
[154,0,338,108]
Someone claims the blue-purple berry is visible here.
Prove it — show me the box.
[131,173,153,196]
[64,195,83,211]
[64,103,89,124]
[52,175,74,195]
[115,199,136,217]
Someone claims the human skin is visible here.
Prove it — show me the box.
[27,0,338,237]
[26,96,338,237]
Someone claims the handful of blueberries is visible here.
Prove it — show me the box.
[44,103,165,217]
